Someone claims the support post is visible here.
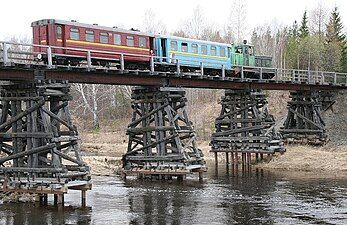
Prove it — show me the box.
[200,62,204,76]
[176,59,180,74]
[47,47,53,68]
[221,65,225,79]
[259,67,263,81]
[87,50,92,69]
[120,54,125,71]
[150,56,155,73]
[214,152,218,166]
[81,190,86,207]
[3,43,8,66]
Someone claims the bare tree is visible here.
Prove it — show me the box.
[183,5,205,39]
[309,2,328,37]
[142,9,167,34]
[72,84,115,129]
[225,0,248,43]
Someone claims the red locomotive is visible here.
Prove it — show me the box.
[31,19,154,67]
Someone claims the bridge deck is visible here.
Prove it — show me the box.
[0,41,346,90]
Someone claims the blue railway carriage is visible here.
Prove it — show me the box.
[155,35,232,72]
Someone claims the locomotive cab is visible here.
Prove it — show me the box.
[231,40,256,67]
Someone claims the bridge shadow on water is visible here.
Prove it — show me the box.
[1,163,346,225]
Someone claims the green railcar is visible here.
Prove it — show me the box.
[231,41,272,68]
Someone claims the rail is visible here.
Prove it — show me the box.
[0,41,347,87]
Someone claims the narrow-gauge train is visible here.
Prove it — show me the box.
[32,19,272,77]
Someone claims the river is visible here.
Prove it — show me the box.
[0,163,346,225]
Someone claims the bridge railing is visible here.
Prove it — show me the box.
[1,41,347,86]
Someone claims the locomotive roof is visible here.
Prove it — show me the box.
[31,19,155,37]
[156,35,232,47]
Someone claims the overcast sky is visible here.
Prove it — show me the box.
[1,0,346,40]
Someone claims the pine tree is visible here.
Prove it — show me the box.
[325,7,347,72]
[299,11,309,39]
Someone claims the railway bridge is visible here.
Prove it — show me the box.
[0,41,346,206]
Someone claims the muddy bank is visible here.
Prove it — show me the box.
[83,156,121,176]
[256,144,347,173]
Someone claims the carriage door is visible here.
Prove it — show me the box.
[55,25,64,54]
[161,39,167,62]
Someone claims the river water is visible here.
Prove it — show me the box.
[0,163,346,225]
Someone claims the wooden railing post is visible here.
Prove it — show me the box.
[150,56,154,73]
[259,67,263,81]
[176,59,180,74]
[3,43,8,66]
[221,65,225,79]
[47,46,53,68]
[120,54,125,71]
[87,51,92,69]
[200,62,204,76]
[334,73,337,84]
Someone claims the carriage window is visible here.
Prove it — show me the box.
[114,34,121,45]
[56,26,62,39]
[181,43,188,52]
[100,32,108,44]
[236,47,243,54]
[171,41,178,51]
[126,36,134,46]
[220,47,226,57]
[201,45,207,55]
[192,44,198,54]
[86,30,94,42]
[211,46,217,56]
[70,28,79,40]
[139,37,146,48]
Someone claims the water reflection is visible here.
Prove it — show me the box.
[0,163,346,225]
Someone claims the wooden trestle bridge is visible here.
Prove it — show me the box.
[0,41,346,206]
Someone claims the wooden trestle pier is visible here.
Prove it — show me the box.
[122,87,206,180]
[280,91,328,145]
[210,89,285,166]
[0,81,91,206]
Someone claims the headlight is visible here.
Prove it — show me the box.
[37,54,42,60]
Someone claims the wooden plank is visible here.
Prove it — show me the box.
[0,99,45,131]
[0,143,56,164]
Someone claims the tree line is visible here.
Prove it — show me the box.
[72,3,347,130]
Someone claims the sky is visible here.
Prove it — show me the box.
[0,0,346,40]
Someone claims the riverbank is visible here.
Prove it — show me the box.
[80,132,347,177]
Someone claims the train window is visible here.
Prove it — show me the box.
[211,46,217,56]
[70,28,79,40]
[86,30,94,42]
[244,46,249,54]
[236,47,242,54]
[100,32,108,44]
[126,36,134,46]
[192,44,198,54]
[56,26,62,39]
[181,43,188,52]
[171,41,178,51]
[114,34,121,45]
[220,47,226,57]
[249,46,254,56]
[139,37,146,48]
[201,45,207,55]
